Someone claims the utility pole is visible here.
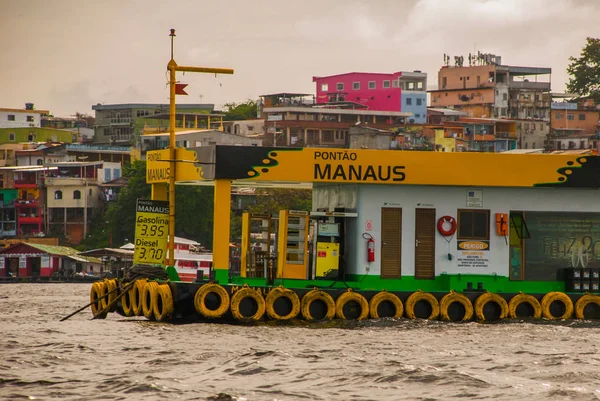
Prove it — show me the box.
[166,29,234,266]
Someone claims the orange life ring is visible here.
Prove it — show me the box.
[437,216,457,236]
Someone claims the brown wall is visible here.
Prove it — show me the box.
[431,88,494,114]
[551,109,600,135]
[66,224,84,244]
[437,65,497,90]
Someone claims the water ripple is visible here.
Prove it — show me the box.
[2,283,600,401]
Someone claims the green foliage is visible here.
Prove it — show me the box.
[567,37,600,103]
[246,188,312,217]
[174,185,214,248]
[77,213,111,251]
[104,160,151,247]
[84,160,216,250]
[223,100,258,121]
[83,156,311,252]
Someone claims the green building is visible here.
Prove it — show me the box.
[92,103,214,145]
[0,128,75,145]
[0,189,18,237]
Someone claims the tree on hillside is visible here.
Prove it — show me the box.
[175,185,214,248]
[246,188,312,217]
[223,100,258,121]
[87,160,215,250]
[567,37,600,103]
[227,188,311,245]
[104,160,151,246]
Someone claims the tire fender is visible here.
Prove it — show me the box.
[368,290,403,319]
[265,286,300,321]
[439,291,473,322]
[508,292,541,319]
[335,289,369,320]
[194,283,231,319]
[300,289,336,321]
[405,291,440,320]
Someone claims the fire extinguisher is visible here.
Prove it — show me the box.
[363,233,375,262]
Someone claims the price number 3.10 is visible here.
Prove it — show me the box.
[139,224,165,237]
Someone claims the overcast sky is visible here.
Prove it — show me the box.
[2,0,599,117]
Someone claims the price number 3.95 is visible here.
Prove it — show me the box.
[139,224,165,237]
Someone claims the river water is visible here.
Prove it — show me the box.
[2,283,600,401]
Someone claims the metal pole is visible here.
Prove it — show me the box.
[168,29,177,267]
[163,28,234,267]
[83,179,87,239]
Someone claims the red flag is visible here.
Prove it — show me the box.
[175,83,188,95]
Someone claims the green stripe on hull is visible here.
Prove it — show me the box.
[227,274,570,294]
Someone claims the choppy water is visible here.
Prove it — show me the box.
[2,284,600,401]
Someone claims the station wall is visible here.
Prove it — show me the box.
[314,184,600,278]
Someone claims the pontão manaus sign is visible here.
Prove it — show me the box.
[134,199,169,265]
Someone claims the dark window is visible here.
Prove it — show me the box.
[406,98,412,106]
[510,212,530,239]
[26,116,34,122]
[73,190,81,200]
[579,113,586,120]
[458,209,490,240]
[54,190,62,200]
[7,115,15,121]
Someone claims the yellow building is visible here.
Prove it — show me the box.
[432,125,467,152]
[45,161,104,244]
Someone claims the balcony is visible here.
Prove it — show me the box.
[18,214,43,224]
[14,180,40,189]
[45,177,96,186]
[495,131,517,139]
[508,81,551,91]
[15,199,38,208]
[109,117,132,125]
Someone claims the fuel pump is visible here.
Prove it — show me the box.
[314,219,340,279]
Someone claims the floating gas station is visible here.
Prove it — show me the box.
[88,30,600,324]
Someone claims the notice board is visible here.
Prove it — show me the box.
[133,199,169,265]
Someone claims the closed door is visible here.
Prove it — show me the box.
[415,208,435,279]
[381,208,402,278]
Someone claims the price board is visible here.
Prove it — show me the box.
[134,199,169,265]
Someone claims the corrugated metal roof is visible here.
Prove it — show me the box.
[501,149,545,154]
[550,150,596,155]
[92,103,213,111]
[427,108,468,116]
[25,243,102,263]
[79,248,134,257]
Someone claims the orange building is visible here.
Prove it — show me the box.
[429,55,551,123]
[548,99,600,152]
[550,99,599,136]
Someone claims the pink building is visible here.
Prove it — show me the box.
[312,71,428,123]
